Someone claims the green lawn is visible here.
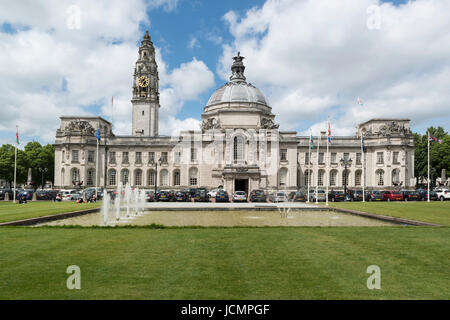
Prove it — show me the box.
[0,201,101,223]
[0,226,449,299]
[329,202,450,226]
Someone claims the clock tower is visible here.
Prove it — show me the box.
[131,30,159,136]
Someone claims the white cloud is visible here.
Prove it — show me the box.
[0,0,215,143]
[187,36,200,49]
[218,0,450,134]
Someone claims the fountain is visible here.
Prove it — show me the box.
[134,187,139,215]
[102,191,110,226]
[125,183,131,218]
[138,189,147,215]
[115,183,122,221]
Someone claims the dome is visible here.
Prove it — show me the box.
[205,52,269,108]
[206,81,268,107]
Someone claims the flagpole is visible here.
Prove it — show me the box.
[361,133,366,202]
[13,125,18,203]
[325,121,329,206]
[307,131,311,203]
[315,132,320,204]
[96,136,99,200]
[111,96,114,132]
[427,131,430,203]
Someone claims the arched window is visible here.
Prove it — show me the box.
[342,170,350,187]
[355,170,362,186]
[147,169,155,186]
[392,169,400,185]
[279,168,288,186]
[121,169,129,185]
[233,136,244,161]
[189,167,198,186]
[160,169,169,186]
[108,169,116,186]
[376,169,384,186]
[87,169,95,186]
[318,169,325,186]
[330,170,338,186]
[173,170,180,186]
[61,168,65,186]
[71,168,80,184]
[135,169,142,186]
[304,169,312,186]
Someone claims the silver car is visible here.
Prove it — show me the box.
[232,191,247,202]
[270,191,288,203]
[310,190,326,202]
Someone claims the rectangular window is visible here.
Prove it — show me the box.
[377,152,384,164]
[135,152,142,164]
[355,171,362,186]
[62,150,65,162]
[280,149,287,161]
[343,153,350,161]
[122,152,129,164]
[305,152,310,165]
[393,151,399,164]
[72,150,79,162]
[319,152,324,164]
[109,152,116,164]
[331,152,337,164]
[191,148,197,162]
[174,151,181,164]
[356,153,362,165]
[148,152,155,163]
[161,152,168,163]
[88,151,95,163]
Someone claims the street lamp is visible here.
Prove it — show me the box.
[340,157,352,201]
[38,167,48,190]
[150,157,162,195]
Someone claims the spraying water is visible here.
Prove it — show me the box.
[102,191,110,226]
[125,182,131,217]
[115,183,122,220]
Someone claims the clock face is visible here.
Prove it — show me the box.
[138,75,149,88]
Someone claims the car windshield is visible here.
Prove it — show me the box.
[277,192,285,196]
[235,191,246,195]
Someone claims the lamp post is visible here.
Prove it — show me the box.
[150,157,162,195]
[340,157,352,201]
[38,167,48,190]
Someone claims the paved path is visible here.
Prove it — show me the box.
[142,202,319,210]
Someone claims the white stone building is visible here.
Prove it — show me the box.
[53,31,415,193]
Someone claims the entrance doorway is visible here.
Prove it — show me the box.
[234,179,248,194]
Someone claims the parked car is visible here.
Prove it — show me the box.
[424,191,438,201]
[207,189,220,198]
[174,191,189,202]
[309,190,326,202]
[0,188,14,200]
[382,190,404,201]
[144,191,155,202]
[16,190,34,201]
[401,190,421,201]
[193,189,209,202]
[35,190,50,200]
[249,189,267,202]
[289,191,307,202]
[328,191,345,202]
[187,188,198,199]
[270,191,288,203]
[156,190,172,202]
[232,191,247,202]
[215,190,229,202]
[368,191,384,201]
[349,190,365,201]
[435,189,450,201]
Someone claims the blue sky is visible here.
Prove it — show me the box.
[0,0,448,147]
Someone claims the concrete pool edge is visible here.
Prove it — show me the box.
[0,208,101,226]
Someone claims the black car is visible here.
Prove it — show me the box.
[145,191,155,202]
[349,190,365,201]
[290,191,307,202]
[156,190,172,202]
[368,191,384,201]
[401,190,421,201]
[249,189,267,202]
[174,191,189,202]
[215,190,229,202]
[0,189,14,200]
[193,189,209,202]
[35,190,51,200]
[328,191,345,202]
[424,191,438,201]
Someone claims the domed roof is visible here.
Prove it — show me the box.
[206,52,269,108]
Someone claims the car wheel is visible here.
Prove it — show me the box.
[440,196,444,201]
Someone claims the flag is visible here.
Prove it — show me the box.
[95,129,101,141]
[327,122,331,144]
[309,131,314,149]
[16,127,19,145]
[429,133,442,144]
[362,135,366,152]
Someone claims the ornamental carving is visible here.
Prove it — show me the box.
[378,121,412,136]
[260,117,279,129]
[64,120,95,136]
[201,118,221,131]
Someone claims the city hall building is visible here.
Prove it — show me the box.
[53,31,415,193]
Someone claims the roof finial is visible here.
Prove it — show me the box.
[230,51,246,82]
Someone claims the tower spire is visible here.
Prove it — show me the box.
[230,52,246,82]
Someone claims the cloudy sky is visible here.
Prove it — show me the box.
[0,0,449,146]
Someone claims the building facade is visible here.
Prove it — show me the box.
[53,31,415,192]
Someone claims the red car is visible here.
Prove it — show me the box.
[382,191,404,201]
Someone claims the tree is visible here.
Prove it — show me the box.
[0,144,28,187]
[23,142,55,188]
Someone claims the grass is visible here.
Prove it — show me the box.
[0,226,449,299]
[329,201,450,226]
[0,201,101,223]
